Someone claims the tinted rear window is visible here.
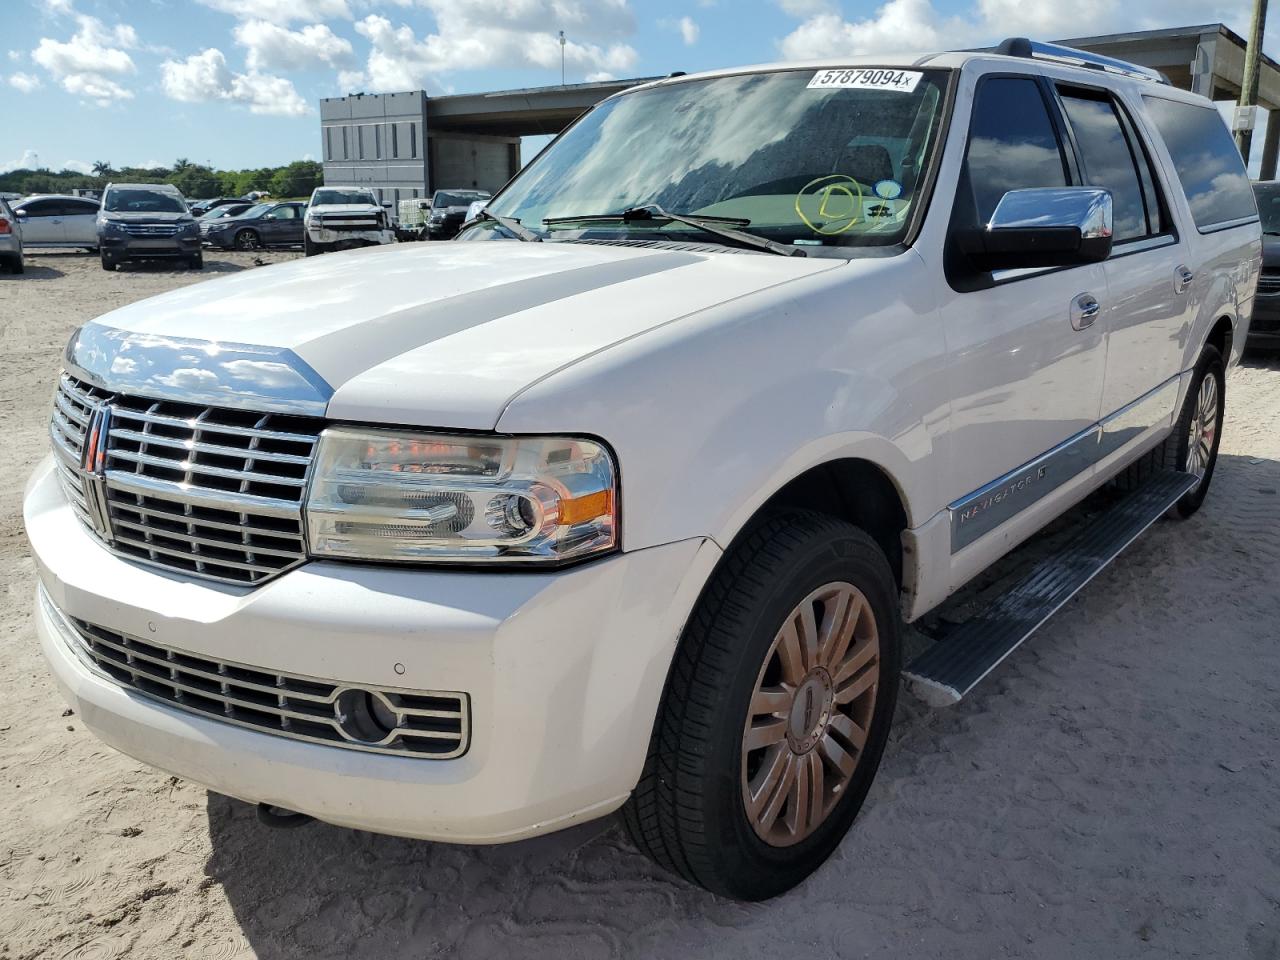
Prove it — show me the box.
[1144,97,1256,230]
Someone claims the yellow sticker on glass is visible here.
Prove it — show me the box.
[795,175,864,235]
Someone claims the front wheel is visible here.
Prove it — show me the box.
[622,511,900,900]
[100,252,116,272]
[234,229,261,251]
[304,234,318,256]
[187,254,204,270]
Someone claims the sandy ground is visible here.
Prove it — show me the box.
[0,249,1277,960]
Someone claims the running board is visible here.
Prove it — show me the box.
[904,470,1198,707]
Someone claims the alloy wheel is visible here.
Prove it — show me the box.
[740,582,880,847]
[236,230,261,251]
[1185,374,1219,479]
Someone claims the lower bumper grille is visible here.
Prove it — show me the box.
[46,593,470,759]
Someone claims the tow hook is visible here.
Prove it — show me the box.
[255,803,316,829]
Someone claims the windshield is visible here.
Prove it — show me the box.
[234,203,272,219]
[313,189,376,206]
[435,191,488,208]
[479,68,948,251]
[1254,184,1280,234]
[103,189,187,214]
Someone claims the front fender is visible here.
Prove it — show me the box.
[497,252,947,553]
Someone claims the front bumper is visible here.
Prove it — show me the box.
[306,225,395,246]
[101,235,201,258]
[25,456,718,843]
[1249,290,1280,346]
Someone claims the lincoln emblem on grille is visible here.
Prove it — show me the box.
[79,401,115,541]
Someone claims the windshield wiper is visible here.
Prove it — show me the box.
[475,208,541,242]
[543,204,805,257]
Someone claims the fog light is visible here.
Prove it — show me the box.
[334,688,400,743]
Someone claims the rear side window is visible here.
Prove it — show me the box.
[1059,91,1159,242]
[964,77,1069,224]
[1144,97,1256,230]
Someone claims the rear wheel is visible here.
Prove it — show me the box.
[622,510,900,900]
[1115,343,1224,517]
[234,229,261,251]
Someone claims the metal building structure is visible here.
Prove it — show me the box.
[1065,23,1280,179]
[319,23,1280,205]
[319,76,660,208]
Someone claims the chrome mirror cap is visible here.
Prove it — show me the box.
[988,187,1114,240]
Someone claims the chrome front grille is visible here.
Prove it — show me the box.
[49,373,322,585]
[120,223,179,237]
[44,593,470,758]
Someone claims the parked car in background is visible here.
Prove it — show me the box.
[12,194,101,252]
[0,197,23,274]
[197,203,252,226]
[423,189,491,240]
[97,182,202,270]
[1250,180,1280,349]
[26,41,1258,903]
[190,197,250,218]
[303,186,393,255]
[202,201,307,250]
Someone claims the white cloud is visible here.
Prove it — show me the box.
[160,48,310,116]
[661,15,699,45]
[336,68,366,90]
[7,50,21,62]
[8,72,42,92]
[134,159,168,169]
[62,159,93,174]
[197,0,352,25]
[779,0,974,58]
[31,14,138,104]
[0,149,43,173]
[585,70,616,82]
[352,2,638,92]
[42,0,74,13]
[776,0,1255,61]
[233,20,354,71]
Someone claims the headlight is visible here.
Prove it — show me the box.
[306,428,618,564]
[98,219,123,234]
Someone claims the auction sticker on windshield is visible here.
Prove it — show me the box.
[807,69,922,93]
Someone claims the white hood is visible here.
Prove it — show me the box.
[79,241,841,429]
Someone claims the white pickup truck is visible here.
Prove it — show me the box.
[303,185,395,255]
[26,40,1259,901]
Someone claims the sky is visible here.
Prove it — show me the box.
[0,0,1272,175]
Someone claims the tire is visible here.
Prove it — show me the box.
[1114,344,1225,517]
[188,254,204,270]
[100,252,116,272]
[234,229,261,251]
[304,234,318,257]
[12,254,23,274]
[621,510,901,900]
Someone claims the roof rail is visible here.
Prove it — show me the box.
[992,37,1170,84]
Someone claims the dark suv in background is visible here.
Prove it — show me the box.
[1251,181,1280,349]
[97,183,202,270]
[424,189,490,240]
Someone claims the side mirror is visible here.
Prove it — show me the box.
[14,209,26,219]
[960,187,1113,272]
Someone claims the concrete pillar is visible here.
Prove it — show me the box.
[1261,111,1280,181]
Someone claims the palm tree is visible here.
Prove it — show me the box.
[91,160,113,177]
[173,157,192,174]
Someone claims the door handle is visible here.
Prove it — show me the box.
[1174,265,1194,295]
[1071,292,1101,331]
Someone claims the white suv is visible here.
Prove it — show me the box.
[25,41,1259,901]
[303,185,395,255]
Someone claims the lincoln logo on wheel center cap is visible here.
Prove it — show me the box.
[788,669,833,753]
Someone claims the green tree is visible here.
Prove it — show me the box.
[91,160,114,177]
